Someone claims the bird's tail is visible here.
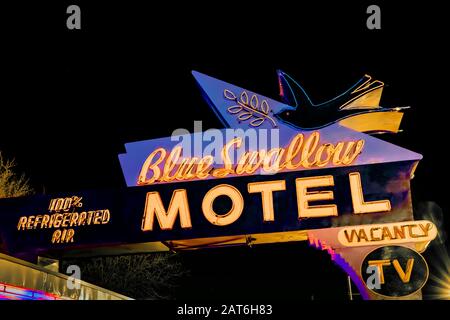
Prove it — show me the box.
[340,74,384,110]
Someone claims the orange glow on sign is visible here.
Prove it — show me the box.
[141,172,390,232]
[138,132,365,185]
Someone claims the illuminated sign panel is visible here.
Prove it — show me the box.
[137,132,365,185]
[0,70,432,300]
[361,246,429,298]
[118,72,420,188]
[0,161,415,249]
[16,196,111,244]
[338,221,437,247]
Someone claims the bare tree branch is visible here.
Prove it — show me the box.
[0,152,33,198]
[62,253,187,300]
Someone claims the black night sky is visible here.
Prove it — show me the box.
[1,1,449,300]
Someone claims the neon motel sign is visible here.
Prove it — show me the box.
[137,131,386,230]
[117,71,418,232]
[119,71,436,299]
[0,70,436,300]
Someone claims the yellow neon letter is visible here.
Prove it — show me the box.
[368,259,391,284]
[138,148,166,185]
[211,138,241,178]
[202,184,244,226]
[296,175,338,218]
[349,172,391,214]
[141,189,192,231]
[248,180,286,222]
[392,259,414,283]
[17,216,27,230]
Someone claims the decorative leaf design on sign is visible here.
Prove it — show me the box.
[223,89,277,128]
[250,95,259,109]
[224,89,237,100]
[238,112,253,121]
[261,100,269,114]
[250,117,265,127]
[240,91,249,105]
[228,105,243,114]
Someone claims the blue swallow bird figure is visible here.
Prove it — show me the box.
[275,70,408,133]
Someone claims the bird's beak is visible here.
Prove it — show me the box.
[274,105,296,119]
